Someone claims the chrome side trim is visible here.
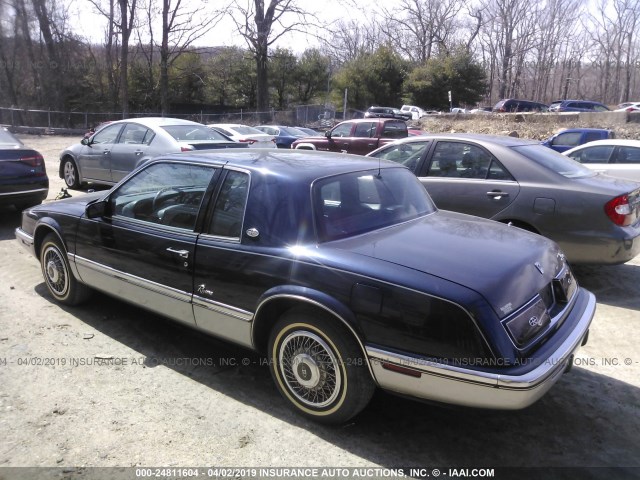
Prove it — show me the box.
[74,255,192,304]
[0,188,48,196]
[366,290,595,409]
[192,295,252,321]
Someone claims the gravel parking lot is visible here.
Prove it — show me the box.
[0,135,639,478]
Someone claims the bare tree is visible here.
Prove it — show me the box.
[323,19,382,65]
[87,0,137,115]
[379,0,465,63]
[231,0,317,117]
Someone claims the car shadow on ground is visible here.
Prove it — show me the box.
[32,284,640,470]
[573,264,640,310]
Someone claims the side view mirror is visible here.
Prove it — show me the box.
[324,131,332,139]
[86,200,107,219]
[81,138,90,146]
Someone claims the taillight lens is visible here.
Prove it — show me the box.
[605,194,634,226]
[180,146,193,152]
[20,155,44,167]
[239,138,256,144]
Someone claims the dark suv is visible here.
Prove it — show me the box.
[493,99,548,113]
[548,100,610,112]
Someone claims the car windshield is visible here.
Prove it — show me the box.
[511,144,596,179]
[313,168,436,242]
[162,125,229,141]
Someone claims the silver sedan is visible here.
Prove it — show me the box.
[59,117,244,188]
[367,133,640,264]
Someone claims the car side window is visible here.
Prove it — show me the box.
[208,170,249,238]
[568,146,614,164]
[353,122,376,138]
[584,131,605,143]
[331,123,352,137]
[371,141,430,171]
[109,162,217,230]
[118,123,154,145]
[615,146,640,164]
[427,142,511,180]
[382,121,408,139]
[551,132,581,147]
[92,124,123,144]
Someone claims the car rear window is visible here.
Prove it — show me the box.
[511,145,596,178]
[163,125,229,141]
[313,168,435,241]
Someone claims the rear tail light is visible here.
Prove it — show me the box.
[605,194,635,226]
[180,146,194,152]
[20,155,44,167]
[239,139,257,144]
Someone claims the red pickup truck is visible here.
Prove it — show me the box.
[291,118,408,155]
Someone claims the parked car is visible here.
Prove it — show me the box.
[469,107,493,114]
[0,128,49,210]
[208,123,276,148]
[548,100,610,112]
[294,127,322,136]
[254,125,307,148]
[563,139,640,181]
[60,117,245,189]
[392,109,413,121]
[15,149,595,423]
[400,105,427,120]
[291,118,408,155]
[615,102,640,112]
[364,106,396,119]
[541,128,614,153]
[367,134,640,264]
[493,99,548,113]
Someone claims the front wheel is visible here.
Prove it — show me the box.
[268,308,375,424]
[62,157,80,189]
[40,233,91,305]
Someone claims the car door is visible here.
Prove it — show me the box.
[323,122,354,152]
[347,121,379,155]
[192,168,269,348]
[566,144,615,175]
[109,123,156,182]
[417,140,521,219]
[587,145,640,181]
[79,123,124,182]
[74,161,220,325]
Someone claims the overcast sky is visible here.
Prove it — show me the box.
[70,0,372,53]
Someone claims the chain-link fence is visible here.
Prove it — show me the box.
[0,105,349,130]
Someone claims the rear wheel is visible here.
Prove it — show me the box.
[40,233,91,305]
[268,307,375,424]
[62,157,80,189]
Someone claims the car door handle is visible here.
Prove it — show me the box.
[103,150,110,155]
[487,191,510,200]
[135,151,143,156]
[166,247,189,259]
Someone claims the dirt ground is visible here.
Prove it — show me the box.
[0,132,639,477]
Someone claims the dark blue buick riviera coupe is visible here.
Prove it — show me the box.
[16,150,595,423]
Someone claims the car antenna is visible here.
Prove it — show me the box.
[376,156,382,178]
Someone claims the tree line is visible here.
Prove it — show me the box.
[0,0,638,120]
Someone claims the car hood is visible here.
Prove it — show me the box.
[328,211,563,317]
[35,191,106,217]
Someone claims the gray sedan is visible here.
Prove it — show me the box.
[59,117,245,188]
[367,134,640,264]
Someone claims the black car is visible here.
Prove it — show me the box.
[493,99,549,113]
[16,150,595,423]
[0,128,49,210]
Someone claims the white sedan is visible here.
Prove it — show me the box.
[563,139,640,181]
[208,123,277,148]
[615,102,640,112]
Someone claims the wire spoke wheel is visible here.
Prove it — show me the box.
[279,331,341,408]
[268,308,375,424]
[43,244,69,298]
